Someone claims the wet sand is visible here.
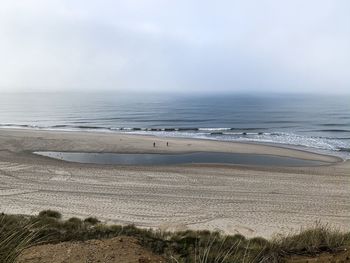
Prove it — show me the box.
[0,128,349,238]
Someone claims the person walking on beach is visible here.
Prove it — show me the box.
[166,142,169,147]
[153,142,155,147]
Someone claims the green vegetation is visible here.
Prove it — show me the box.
[0,214,41,263]
[38,210,62,219]
[83,216,100,225]
[0,211,349,263]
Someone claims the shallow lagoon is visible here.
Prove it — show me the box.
[34,151,327,167]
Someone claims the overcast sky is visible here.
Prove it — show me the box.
[0,0,349,94]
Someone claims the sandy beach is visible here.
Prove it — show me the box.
[0,128,349,238]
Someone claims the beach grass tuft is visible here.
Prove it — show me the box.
[38,210,62,219]
[0,214,42,263]
[261,222,350,262]
[84,216,100,225]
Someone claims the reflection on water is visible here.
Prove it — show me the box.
[34,151,327,167]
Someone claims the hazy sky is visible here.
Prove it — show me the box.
[0,0,349,93]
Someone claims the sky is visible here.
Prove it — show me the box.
[0,0,349,94]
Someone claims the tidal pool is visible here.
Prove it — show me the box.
[33,151,327,167]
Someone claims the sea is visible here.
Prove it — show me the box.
[0,92,349,159]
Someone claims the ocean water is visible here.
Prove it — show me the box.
[1,92,349,159]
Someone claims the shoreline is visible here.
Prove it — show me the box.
[0,127,342,163]
[0,128,349,238]
[1,126,347,161]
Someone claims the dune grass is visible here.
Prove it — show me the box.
[0,215,42,263]
[262,222,350,262]
[0,211,349,263]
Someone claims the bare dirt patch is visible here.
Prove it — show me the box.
[17,236,165,263]
[286,249,350,263]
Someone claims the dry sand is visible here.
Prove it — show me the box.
[0,128,349,238]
